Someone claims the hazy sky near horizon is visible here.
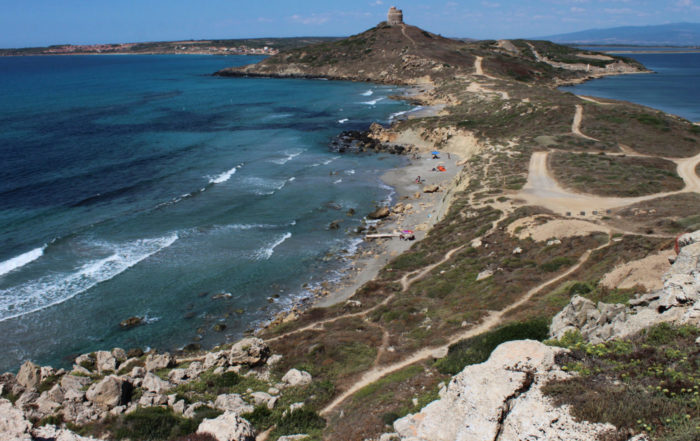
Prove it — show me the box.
[2,0,700,48]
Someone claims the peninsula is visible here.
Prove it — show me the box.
[2,7,700,441]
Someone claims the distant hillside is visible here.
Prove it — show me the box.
[539,22,700,46]
[216,22,645,84]
[0,37,341,56]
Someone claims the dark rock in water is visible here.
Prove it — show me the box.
[183,311,196,320]
[127,348,144,358]
[212,292,233,300]
[119,316,144,329]
[183,343,201,353]
[329,130,406,155]
[213,323,227,332]
[329,220,342,230]
[368,206,391,219]
[347,208,356,216]
[197,291,209,298]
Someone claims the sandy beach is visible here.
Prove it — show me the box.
[315,150,463,308]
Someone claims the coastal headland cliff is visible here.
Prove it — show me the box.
[3,9,700,441]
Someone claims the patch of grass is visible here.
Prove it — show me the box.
[539,256,575,272]
[37,374,60,393]
[272,409,326,439]
[544,323,700,441]
[354,365,423,401]
[112,407,199,440]
[435,318,550,374]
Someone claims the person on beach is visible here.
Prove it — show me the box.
[447,152,451,159]
[415,175,421,184]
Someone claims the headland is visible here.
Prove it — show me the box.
[2,7,700,441]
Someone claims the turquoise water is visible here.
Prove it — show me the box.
[0,55,413,372]
[561,52,700,122]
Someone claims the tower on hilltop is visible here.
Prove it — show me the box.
[387,6,404,26]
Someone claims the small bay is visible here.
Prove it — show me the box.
[561,51,700,122]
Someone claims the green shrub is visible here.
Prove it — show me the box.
[113,407,197,440]
[274,409,326,436]
[435,318,550,374]
[539,257,574,272]
[241,406,274,430]
[37,374,60,393]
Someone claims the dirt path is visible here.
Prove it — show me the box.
[400,24,417,48]
[675,151,700,193]
[517,151,699,216]
[265,244,467,344]
[577,95,614,106]
[320,237,612,415]
[572,104,598,141]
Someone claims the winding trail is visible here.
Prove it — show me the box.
[320,237,612,416]
[572,104,598,141]
[517,151,700,216]
[577,95,614,106]
[400,24,417,48]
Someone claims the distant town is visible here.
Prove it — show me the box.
[0,37,340,56]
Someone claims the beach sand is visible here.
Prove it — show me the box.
[315,152,462,307]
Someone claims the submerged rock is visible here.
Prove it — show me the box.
[119,316,144,329]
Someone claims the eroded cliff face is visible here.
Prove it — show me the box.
[550,231,700,343]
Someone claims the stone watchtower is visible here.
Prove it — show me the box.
[387,6,404,25]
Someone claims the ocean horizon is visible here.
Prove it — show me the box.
[0,54,414,372]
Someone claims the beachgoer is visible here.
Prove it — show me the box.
[447,152,451,159]
[432,154,439,159]
[415,175,421,183]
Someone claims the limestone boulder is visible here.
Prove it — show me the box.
[16,361,41,390]
[85,376,131,409]
[60,374,91,402]
[250,391,276,409]
[0,398,31,441]
[204,350,229,369]
[145,352,175,372]
[95,351,118,374]
[142,372,172,394]
[197,411,256,441]
[229,338,270,367]
[423,185,440,193]
[368,206,391,220]
[32,424,100,441]
[214,394,254,414]
[394,340,616,441]
[281,369,312,387]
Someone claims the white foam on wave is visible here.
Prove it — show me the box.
[338,118,349,124]
[0,234,178,323]
[389,109,410,120]
[209,166,238,184]
[255,233,292,260]
[344,169,356,175]
[270,150,303,165]
[244,177,288,195]
[333,179,343,184]
[0,246,47,277]
[361,97,385,106]
[361,90,374,96]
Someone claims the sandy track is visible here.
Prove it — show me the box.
[400,24,417,48]
[518,151,700,216]
[572,104,598,141]
[320,237,612,415]
[577,95,614,106]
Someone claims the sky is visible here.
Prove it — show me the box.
[2,0,700,48]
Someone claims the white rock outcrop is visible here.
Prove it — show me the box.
[197,411,256,441]
[551,238,700,343]
[229,338,270,366]
[214,393,254,414]
[394,340,618,441]
[281,369,312,387]
[0,398,31,441]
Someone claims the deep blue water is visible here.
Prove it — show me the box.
[0,55,413,372]
[561,52,700,122]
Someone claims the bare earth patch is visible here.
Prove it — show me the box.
[507,215,610,241]
[599,248,674,291]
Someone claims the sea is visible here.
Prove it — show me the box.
[0,55,415,372]
[561,51,700,122]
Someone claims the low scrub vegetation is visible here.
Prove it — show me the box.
[545,324,700,441]
[435,318,550,375]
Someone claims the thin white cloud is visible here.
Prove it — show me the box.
[571,6,586,13]
[481,1,501,7]
[289,14,330,25]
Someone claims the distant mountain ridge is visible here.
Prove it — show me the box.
[538,22,700,46]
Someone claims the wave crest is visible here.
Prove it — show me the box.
[0,246,46,277]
